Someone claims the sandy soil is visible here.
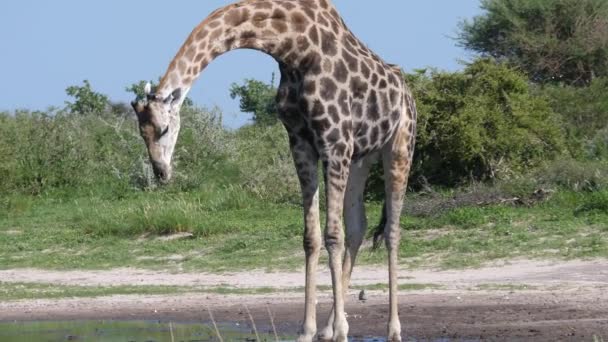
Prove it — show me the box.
[1,259,607,340]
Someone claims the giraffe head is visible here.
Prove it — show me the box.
[131,82,183,184]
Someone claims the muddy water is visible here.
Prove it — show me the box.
[0,320,402,341]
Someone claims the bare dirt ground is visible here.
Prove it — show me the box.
[1,259,607,341]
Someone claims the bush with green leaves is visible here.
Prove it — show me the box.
[0,105,235,197]
[229,123,300,203]
[407,58,566,186]
[541,77,608,157]
[65,80,109,114]
[230,75,278,126]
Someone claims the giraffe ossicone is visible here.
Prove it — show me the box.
[131,1,417,341]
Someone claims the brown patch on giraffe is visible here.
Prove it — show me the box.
[194,53,205,64]
[376,63,387,77]
[300,51,322,75]
[342,49,358,72]
[184,46,196,61]
[208,20,221,29]
[224,37,236,50]
[279,1,296,11]
[367,90,380,121]
[334,142,347,157]
[195,29,209,41]
[328,105,340,124]
[209,29,222,42]
[270,9,288,33]
[252,11,269,28]
[320,30,337,56]
[333,59,348,83]
[371,73,379,87]
[240,30,257,40]
[325,128,340,145]
[224,8,250,27]
[350,76,368,99]
[254,2,273,10]
[328,17,341,35]
[389,88,399,106]
[297,36,311,52]
[360,61,371,79]
[317,13,329,27]
[379,91,390,113]
[308,26,320,46]
[320,77,338,101]
[276,38,294,57]
[311,99,325,118]
[302,6,316,21]
[342,35,358,56]
[304,80,316,95]
[312,117,331,132]
[291,11,309,32]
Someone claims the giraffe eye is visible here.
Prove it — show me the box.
[159,126,169,137]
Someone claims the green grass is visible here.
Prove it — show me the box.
[0,281,448,301]
[0,282,306,301]
[1,190,607,272]
[473,283,538,291]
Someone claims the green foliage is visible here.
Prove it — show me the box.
[408,59,565,186]
[65,80,109,114]
[230,74,278,126]
[458,0,608,86]
[230,124,300,203]
[541,77,608,156]
[0,106,234,197]
[536,159,608,192]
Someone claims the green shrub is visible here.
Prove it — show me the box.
[541,77,608,156]
[0,106,233,198]
[575,191,608,216]
[407,59,566,187]
[230,124,300,203]
[536,159,608,192]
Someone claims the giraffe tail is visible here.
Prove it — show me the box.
[371,201,387,250]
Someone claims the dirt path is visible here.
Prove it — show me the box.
[1,259,606,289]
[1,259,607,340]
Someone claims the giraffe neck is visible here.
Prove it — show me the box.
[156,0,340,100]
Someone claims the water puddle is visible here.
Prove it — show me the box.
[0,320,399,341]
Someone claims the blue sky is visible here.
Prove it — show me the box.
[0,0,481,128]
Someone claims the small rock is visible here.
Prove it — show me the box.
[358,289,367,301]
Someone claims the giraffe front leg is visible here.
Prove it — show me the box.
[319,156,374,340]
[289,136,322,342]
[323,157,351,342]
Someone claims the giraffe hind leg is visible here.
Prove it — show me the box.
[382,120,414,342]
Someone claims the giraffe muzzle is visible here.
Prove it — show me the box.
[152,161,172,184]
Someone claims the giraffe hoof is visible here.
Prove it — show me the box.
[387,326,402,341]
[317,326,333,341]
[296,331,316,342]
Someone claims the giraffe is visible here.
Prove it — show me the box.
[131,0,417,341]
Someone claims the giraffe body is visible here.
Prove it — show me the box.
[131,1,417,340]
